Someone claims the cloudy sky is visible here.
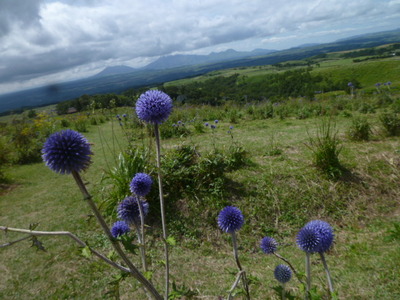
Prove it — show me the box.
[0,0,399,94]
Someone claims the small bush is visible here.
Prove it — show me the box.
[307,119,343,179]
[380,112,400,136]
[0,137,11,183]
[60,119,70,128]
[347,117,372,141]
[160,122,191,139]
[74,116,88,132]
[102,148,150,216]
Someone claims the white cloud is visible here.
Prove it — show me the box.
[0,0,399,93]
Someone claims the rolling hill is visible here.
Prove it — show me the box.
[0,28,399,114]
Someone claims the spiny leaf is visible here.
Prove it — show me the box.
[30,236,46,252]
[81,246,92,259]
[29,223,39,230]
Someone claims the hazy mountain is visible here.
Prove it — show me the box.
[93,65,136,77]
[143,48,276,70]
[1,28,399,114]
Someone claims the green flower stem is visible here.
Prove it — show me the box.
[231,231,250,300]
[71,171,162,300]
[154,124,170,300]
[137,197,148,273]
[274,253,304,285]
[319,252,334,295]
[281,282,286,300]
[305,253,311,300]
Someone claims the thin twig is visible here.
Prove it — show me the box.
[0,226,129,274]
[231,232,250,299]
[0,234,31,248]
[227,270,244,300]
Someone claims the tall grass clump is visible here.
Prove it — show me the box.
[307,118,344,179]
[380,112,400,136]
[347,116,372,141]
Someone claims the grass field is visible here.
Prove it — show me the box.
[1,90,400,299]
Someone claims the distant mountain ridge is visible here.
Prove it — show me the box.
[142,48,276,70]
[93,65,136,77]
[1,28,400,114]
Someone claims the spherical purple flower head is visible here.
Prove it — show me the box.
[387,81,392,85]
[117,196,149,226]
[304,220,334,253]
[375,83,381,87]
[205,122,209,127]
[296,226,321,254]
[347,82,353,87]
[260,236,278,254]
[215,119,219,124]
[211,124,216,129]
[135,90,173,124]
[42,129,93,174]
[218,206,244,233]
[130,173,153,197]
[111,221,130,238]
[274,264,292,284]
[229,126,234,130]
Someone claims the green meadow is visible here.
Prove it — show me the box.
[1,53,400,299]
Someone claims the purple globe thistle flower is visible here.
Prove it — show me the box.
[375,83,381,87]
[172,123,177,127]
[387,81,392,85]
[205,122,209,127]
[304,220,334,253]
[111,221,130,238]
[347,82,354,87]
[211,124,216,129]
[130,173,153,197]
[215,120,219,124]
[296,226,321,254]
[218,206,244,233]
[42,129,93,174]
[177,120,182,124]
[122,114,127,118]
[260,236,278,254]
[229,126,234,130]
[135,90,173,124]
[274,264,292,284]
[117,196,149,226]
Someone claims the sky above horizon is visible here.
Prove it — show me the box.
[0,0,400,94]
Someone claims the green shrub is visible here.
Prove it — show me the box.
[380,112,400,136]
[101,148,150,216]
[74,116,88,132]
[307,119,344,179]
[0,136,11,183]
[160,121,191,139]
[60,119,70,128]
[347,117,372,141]
[358,102,376,114]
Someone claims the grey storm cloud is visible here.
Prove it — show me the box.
[0,0,399,93]
[0,0,43,36]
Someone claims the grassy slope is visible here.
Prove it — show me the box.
[1,106,400,299]
[165,56,400,91]
[1,54,400,298]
